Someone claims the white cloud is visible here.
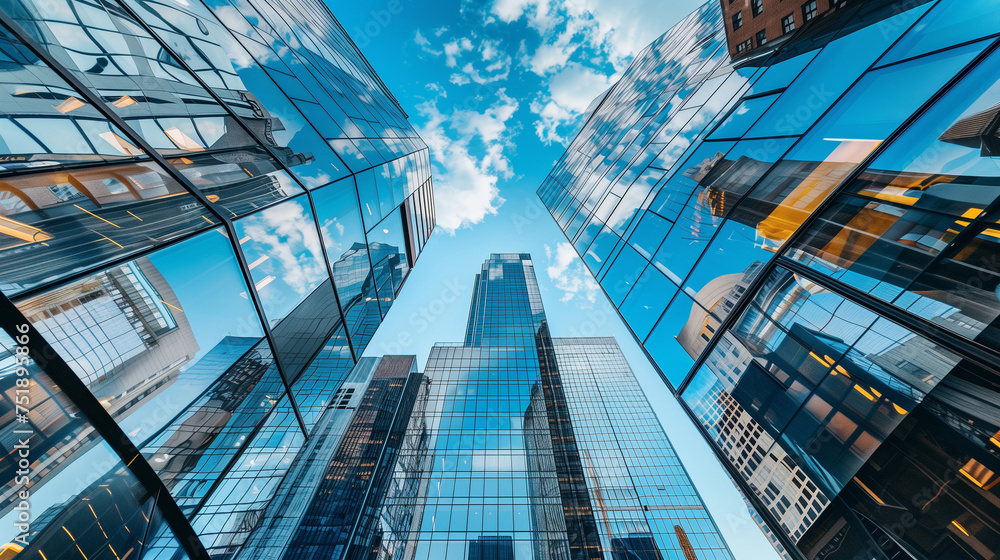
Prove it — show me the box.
[545,242,599,305]
[417,90,519,234]
[481,39,499,61]
[491,0,560,33]
[241,201,327,297]
[415,29,442,56]
[455,55,512,85]
[485,0,699,143]
[443,37,474,67]
[491,0,530,22]
[493,0,697,69]
[530,63,614,144]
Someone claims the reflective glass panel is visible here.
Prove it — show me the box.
[123,0,352,188]
[0,161,214,295]
[880,0,1000,65]
[14,229,292,511]
[233,195,332,327]
[0,331,156,559]
[787,46,1000,347]
[746,4,930,138]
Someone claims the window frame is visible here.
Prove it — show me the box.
[802,0,818,22]
[782,13,796,34]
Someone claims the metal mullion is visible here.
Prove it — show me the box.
[2,0,311,494]
[113,0,358,365]
[0,292,211,560]
[246,0,368,127]
[185,388,291,518]
[137,488,161,557]
[173,0,355,177]
[7,220,217,302]
[823,192,1000,354]
[31,8,308,436]
[770,35,1000,342]
[0,152,148,181]
[671,33,1000,396]
[657,32,1000,560]
[302,188,360,362]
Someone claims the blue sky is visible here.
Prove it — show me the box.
[334,1,781,558]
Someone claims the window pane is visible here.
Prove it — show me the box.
[682,266,962,542]
[787,47,1000,347]
[0,331,156,558]
[0,162,215,295]
[313,176,382,352]
[746,3,930,138]
[708,93,780,140]
[367,206,410,298]
[620,265,679,340]
[233,196,332,327]
[880,0,1000,65]
[600,244,647,306]
[13,229,294,511]
[644,293,700,387]
[124,0,352,188]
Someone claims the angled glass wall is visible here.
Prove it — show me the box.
[538,1,1000,559]
[0,0,434,556]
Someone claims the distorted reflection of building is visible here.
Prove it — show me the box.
[11,463,154,560]
[677,262,766,361]
[0,0,434,556]
[537,0,1000,558]
[610,533,665,560]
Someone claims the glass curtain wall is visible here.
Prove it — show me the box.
[538,1,1000,558]
[0,0,434,557]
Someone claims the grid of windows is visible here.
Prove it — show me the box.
[538,0,1000,558]
[0,0,434,556]
[368,256,734,560]
[553,338,733,560]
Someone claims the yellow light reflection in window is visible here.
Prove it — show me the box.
[55,96,85,114]
[163,127,205,151]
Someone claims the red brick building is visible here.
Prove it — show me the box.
[721,0,849,58]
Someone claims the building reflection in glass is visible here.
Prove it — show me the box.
[0,0,435,555]
[537,0,1000,558]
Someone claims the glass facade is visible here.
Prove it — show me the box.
[537,1,1000,559]
[364,254,733,560]
[235,355,427,560]
[0,0,434,557]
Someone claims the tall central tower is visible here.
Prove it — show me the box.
[375,254,734,560]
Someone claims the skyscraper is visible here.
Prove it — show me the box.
[0,0,433,557]
[538,1,1000,559]
[367,254,734,560]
